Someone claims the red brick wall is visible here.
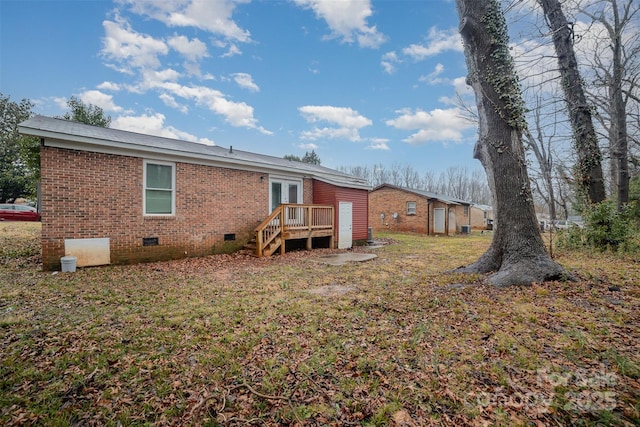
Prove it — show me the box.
[303,179,313,204]
[368,187,471,235]
[470,206,490,229]
[369,187,430,234]
[41,146,270,270]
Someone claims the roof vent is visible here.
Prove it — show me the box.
[229,145,233,154]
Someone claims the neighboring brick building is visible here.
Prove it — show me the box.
[368,184,482,235]
[20,116,370,270]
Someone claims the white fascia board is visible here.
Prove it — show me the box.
[312,175,371,191]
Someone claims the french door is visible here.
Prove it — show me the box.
[270,179,301,210]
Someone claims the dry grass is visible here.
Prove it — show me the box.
[1,223,638,426]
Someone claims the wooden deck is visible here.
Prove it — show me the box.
[255,204,334,257]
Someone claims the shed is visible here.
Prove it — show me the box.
[368,183,474,235]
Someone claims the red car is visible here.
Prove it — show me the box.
[0,204,41,221]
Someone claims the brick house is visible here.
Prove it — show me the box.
[19,116,370,270]
[368,184,478,235]
[470,203,494,230]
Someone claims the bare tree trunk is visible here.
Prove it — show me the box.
[454,0,569,287]
[609,116,620,199]
[580,0,637,210]
[524,95,558,221]
[538,0,606,204]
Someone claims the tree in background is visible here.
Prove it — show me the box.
[284,150,321,165]
[0,93,37,201]
[577,0,639,210]
[61,96,111,127]
[302,150,321,165]
[338,163,492,205]
[454,0,568,286]
[538,0,606,205]
[524,96,561,222]
[283,154,302,162]
[0,94,113,202]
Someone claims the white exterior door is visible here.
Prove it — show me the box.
[338,202,353,249]
[434,208,445,234]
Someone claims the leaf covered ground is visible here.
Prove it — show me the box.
[1,222,639,426]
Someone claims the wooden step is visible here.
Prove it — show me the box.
[263,237,282,257]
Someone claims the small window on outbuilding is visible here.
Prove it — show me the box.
[464,206,469,216]
[406,201,417,215]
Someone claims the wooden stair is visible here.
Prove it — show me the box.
[254,204,334,257]
[262,236,283,257]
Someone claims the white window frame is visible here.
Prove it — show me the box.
[143,160,176,216]
[406,201,417,216]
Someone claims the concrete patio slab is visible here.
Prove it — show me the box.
[312,252,378,266]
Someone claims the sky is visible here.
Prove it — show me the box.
[2,0,486,176]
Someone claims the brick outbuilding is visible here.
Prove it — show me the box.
[368,184,488,235]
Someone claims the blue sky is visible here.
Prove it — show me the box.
[1,0,481,175]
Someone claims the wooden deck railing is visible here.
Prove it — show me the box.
[255,204,334,257]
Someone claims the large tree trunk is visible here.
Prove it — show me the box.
[538,0,607,205]
[607,0,629,209]
[454,0,569,287]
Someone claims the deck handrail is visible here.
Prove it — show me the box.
[255,205,284,257]
[255,204,334,257]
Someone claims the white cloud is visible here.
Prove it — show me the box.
[101,16,168,72]
[293,0,386,48]
[79,90,123,113]
[159,93,189,114]
[52,97,68,110]
[357,25,386,48]
[221,43,242,58]
[438,79,475,106]
[96,2,268,137]
[381,51,399,74]
[418,63,445,84]
[298,105,372,142]
[117,0,251,42]
[232,73,260,92]
[386,107,475,145]
[299,105,372,128]
[167,34,208,61]
[112,112,216,145]
[298,142,318,150]
[166,82,270,133]
[96,81,122,91]
[140,69,182,88]
[402,27,462,61]
[367,138,390,150]
[301,127,362,141]
[452,76,472,95]
[308,60,320,74]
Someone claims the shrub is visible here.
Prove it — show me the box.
[556,201,639,253]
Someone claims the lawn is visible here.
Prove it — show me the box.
[1,222,638,426]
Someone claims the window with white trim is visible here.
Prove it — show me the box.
[144,160,175,215]
[406,201,417,215]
